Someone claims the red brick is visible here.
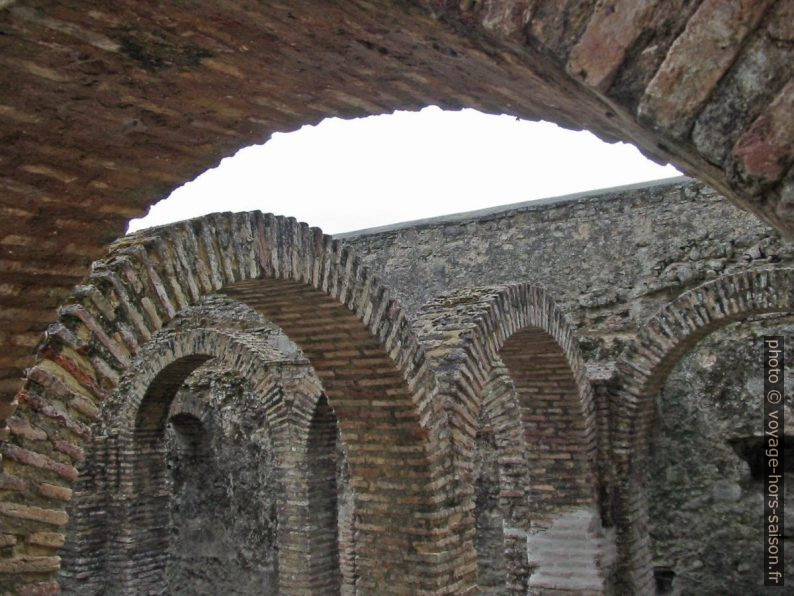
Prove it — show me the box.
[567,0,659,91]
[639,0,774,137]
[731,79,794,183]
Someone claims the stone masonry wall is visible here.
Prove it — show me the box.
[59,180,790,594]
[5,179,793,593]
[341,178,794,360]
[4,211,465,594]
[2,0,793,427]
[647,315,794,595]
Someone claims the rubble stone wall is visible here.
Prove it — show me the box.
[342,178,794,357]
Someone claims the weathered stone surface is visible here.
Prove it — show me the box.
[648,317,794,594]
[49,262,432,593]
[342,178,793,359]
[28,532,66,549]
[731,79,794,190]
[0,556,60,574]
[567,0,660,91]
[0,534,17,548]
[38,483,73,503]
[611,266,794,591]
[607,0,702,110]
[0,502,68,527]
[17,580,60,596]
[0,472,27,493]
[163,370,282,595]
[693,0,794,167]
[0,0,793,424]
[526,0,597,60]
[0,397,18,420]
[2,178,793,594]
[7,416,47,442]
[476,0,535,41]
[1,444,78,483]
[638,0,774,138]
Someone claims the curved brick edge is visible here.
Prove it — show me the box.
[0,212,455,594]
[612,267,794,593]
[415,284,598,509]
[92,326,335,593]
[105,328,293,438]
[415,283,610,593]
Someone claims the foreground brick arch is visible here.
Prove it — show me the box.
[415,284,613,593]
[612,267,794,593]
[0,212,458,593]
[1,1,792,429]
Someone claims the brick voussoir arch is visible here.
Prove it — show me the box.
[0,212,454,594]
[614,267,794,470]
[100,326,336,594]
[105,327,296,439]
[612,267,794,594]
[415,283,598,482]
[1,2,792,480]
[167,390,213,429]
[65,326,307,594]
[415,283,610,593]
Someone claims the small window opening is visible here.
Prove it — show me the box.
[728,435,793,483]
[653,566,675,594]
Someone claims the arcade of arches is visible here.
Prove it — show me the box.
[1,2,794,593]
[1,177,792,594]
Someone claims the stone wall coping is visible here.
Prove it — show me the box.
[334,176,693,239]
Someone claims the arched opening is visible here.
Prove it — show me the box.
[127,108,679,237]
[645,315,794,593]
[215,280,451,590]
[498,327,613,593]
[2,5,791,476]
[302,394,342,592]
[167,413,205,461]
[415,283,611,594]
[2,6,792,593]
[473,364,530,594]
[613,268,794,593]
[57,325,358,596]
[7,214,454,592]
[119,355,218,591]
[163,369,281,594]
[98,329,295,594]
[55,321,316,595]
[56,294,300,593]
[500,327,594,519]
[276,387,355,595]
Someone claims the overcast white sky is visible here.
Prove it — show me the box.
[128,106,681,235]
